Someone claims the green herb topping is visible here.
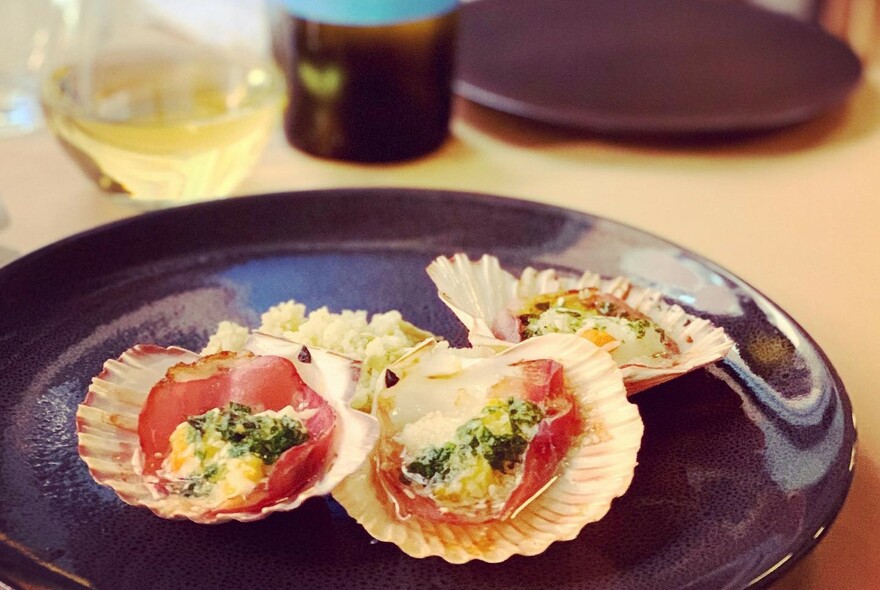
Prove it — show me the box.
[187,402,309,465]
[404,398,545,484]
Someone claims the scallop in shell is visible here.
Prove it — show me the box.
[426,253,733,395]
[332,334,643,563]
[76,337,378,524]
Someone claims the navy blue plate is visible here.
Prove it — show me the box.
[0,189,855,589]
[456,0,863,134]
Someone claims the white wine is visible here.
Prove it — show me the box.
[42,52,284,203]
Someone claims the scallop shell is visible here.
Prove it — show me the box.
[76,339,378,524]
[332,334,643,563]
[426,253,733,395]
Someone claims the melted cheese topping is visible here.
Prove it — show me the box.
[397,411,468,454]
[401,397,542,512]
[522,297,670,364]
[161,405,304,508]
[381,344,552,515]
[386,347,516,432]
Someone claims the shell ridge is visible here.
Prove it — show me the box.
[425,254,733,396]
[78,343,380,524]
[333,333,643,562]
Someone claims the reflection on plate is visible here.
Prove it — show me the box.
[0,189,855,589]
[456,0,863,134]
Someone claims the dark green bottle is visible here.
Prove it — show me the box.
[277,1,458,162]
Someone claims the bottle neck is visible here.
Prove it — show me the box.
[280,0,458,26]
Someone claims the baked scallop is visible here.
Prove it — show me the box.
[332,334,643,563]
[76,336,378,523]
[426,253,733,395]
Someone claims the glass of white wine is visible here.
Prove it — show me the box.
[42,0,285,205]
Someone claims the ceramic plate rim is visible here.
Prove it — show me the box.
[0,188,856,589]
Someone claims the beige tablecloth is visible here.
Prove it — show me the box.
[2,31,879,590]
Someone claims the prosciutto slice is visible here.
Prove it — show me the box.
[77,341,378,523]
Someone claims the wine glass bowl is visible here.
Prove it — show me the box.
[41,0,285,205]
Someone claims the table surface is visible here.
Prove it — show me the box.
[2,23,879,590]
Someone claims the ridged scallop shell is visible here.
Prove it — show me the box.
[426,253,733,395]
[76,339,378,524]
[332,334,643,563]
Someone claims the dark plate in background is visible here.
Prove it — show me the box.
[456,0,863,133]
[0,189,855,589]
